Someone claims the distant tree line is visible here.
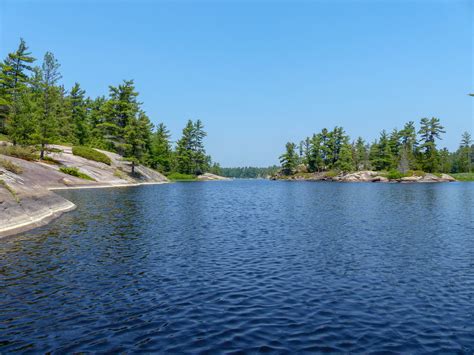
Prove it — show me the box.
[0,39,218,175]
[220,166,279,179]
[279,118,473,175]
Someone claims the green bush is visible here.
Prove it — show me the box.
[407,170,425,177]
[0,145,38,161]
[59,166,95,181]
[325,170,339,178]
[72,146,111,165]
[167,172,197,181]
[387,170,405,180]
[0,158,23,174]
[41,156,61,165]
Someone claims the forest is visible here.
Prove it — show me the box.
[279,119,473,177]
[0,39,220,177]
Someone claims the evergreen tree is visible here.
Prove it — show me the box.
[175,120,196,174]
[279,142,299,175]
[369,130,393,171]
[68,82,88,145]
[149,123,173,172]
[0,38,35,135]
[457,131,472,172]
[33,52,62,159]
[418,117,445,172]
[308,133,323,172]
[123,112,151,174]
[353,137,369,170]
[335,135,354,171]
[99,80,140,152]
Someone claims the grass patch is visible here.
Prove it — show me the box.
[72,146,111,165]
[167,172,197,181]
[113,168,128,180]
[0,158,23,174]
[0,145,38,161]
[0,179,20,203]
[325,170,339,178]
[41,155,61,165]
[0,133,9,142]
[406,170,425,177]
[59,166,95,181]
[451,173,474,181]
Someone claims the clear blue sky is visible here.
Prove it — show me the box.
[1,0,473,166]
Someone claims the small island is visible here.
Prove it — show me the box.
[271,120,472,183]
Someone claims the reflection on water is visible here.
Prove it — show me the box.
[1,181,474,352]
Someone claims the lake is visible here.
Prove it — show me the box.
[1,180,474,352]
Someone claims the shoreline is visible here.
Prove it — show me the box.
[0,181,169,240]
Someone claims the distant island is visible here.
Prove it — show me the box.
[271,118,473,182]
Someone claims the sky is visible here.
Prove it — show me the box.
[1,0,473,167]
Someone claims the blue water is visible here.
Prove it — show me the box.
[1,180,474,353]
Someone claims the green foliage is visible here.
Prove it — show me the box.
[175,119,210,175]
[220,166,279,178]
[166,172,197,181]
[41,155,61,165]
[0,179,20,203]
[451,173,474,181]
[279,142,299,175]
[0,144,38,160]
[0,38,220,177]
[59,166,95,181]
[72,146,111,165]
[387,170,405,180]
[0,158,23,174]
[407,170,426,177]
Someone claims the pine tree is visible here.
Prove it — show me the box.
[353,137,369,170]
[175,120,195,174]
[308,133,323,172]
[369,130,393,171]
[418,117,445,172]
[99,80,140,152]
[68,83,88,145]
[123,112,151,174]
[279,142,299,175]
[0,38,35,134]
[457,131,472,172]
[149,123,173,172]
[33,52,62,159]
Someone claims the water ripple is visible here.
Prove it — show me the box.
[1,181,474,352]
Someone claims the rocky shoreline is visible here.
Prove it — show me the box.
[271,170,457,183]
[0,145,169,239]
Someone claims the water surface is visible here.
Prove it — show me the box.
[1,181,474,352]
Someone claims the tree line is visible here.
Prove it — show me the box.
[220,166,279,179]
[279,118,473,175]
[0,39,218,175]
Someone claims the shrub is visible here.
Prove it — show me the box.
[0,158,23,174]
[59,166,95,181]
[167,172,197,181]
[407,170,425,177]
[0,145,38,161]
[387,170,405,180]
[325,170,339,178]
[72,146,111,165]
